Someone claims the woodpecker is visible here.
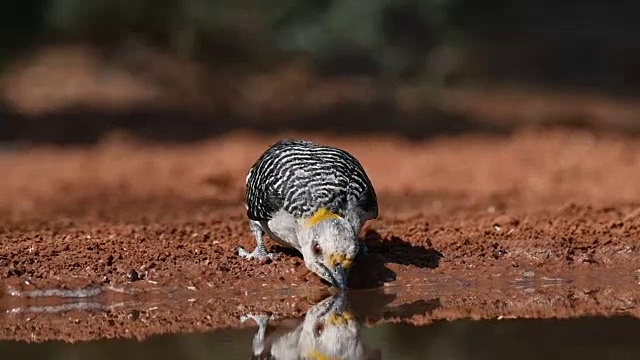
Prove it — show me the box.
[241,293,381,359]
[239,139,378,289]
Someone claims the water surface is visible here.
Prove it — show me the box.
[2,291,640,359]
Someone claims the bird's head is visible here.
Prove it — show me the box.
[299,208,359,289]
[298,292,362,360]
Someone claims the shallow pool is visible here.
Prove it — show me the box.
[2,291,640,360]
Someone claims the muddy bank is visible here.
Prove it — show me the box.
[1,271,639,343]
[1,128,640,341]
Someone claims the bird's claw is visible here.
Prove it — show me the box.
[237,246,275,261]
[240,313,273,325]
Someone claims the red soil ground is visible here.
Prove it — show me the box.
[1,128,640,342]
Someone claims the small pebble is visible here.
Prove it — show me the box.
[127,270,140,282]
[492,215,520,232]
[128,310,140,321]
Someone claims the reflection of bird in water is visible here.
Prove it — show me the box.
[241,292,381,359]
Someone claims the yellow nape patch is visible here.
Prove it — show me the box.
[306,208,341,227]
[327,311,355,327]
[327,253,353,270]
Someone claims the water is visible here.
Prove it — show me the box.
[2,291,640,360]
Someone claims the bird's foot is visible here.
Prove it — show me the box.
[240,313,273,326]
[241,313,273,355]
[237,246,275,261]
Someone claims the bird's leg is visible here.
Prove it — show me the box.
[240,313,273,356]
[238,221,275,260]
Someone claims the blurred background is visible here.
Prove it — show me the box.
[0,0,639,144]
[2,3,640,357]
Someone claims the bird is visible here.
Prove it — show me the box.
[239,139,378,289]
[241,292,382,359]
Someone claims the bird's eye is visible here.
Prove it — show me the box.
[312,242,322,256]
[313,322,325,337]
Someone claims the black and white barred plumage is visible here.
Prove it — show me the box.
[245,139,378,222]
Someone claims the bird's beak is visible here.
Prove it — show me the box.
[331,264,348,289]
[324,253,352,289]
[326,292,354,327]
[330,290,347,313]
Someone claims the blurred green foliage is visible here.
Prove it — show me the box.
[5,0,459,79]
[1,1,638,91]
[0,1,47,67]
